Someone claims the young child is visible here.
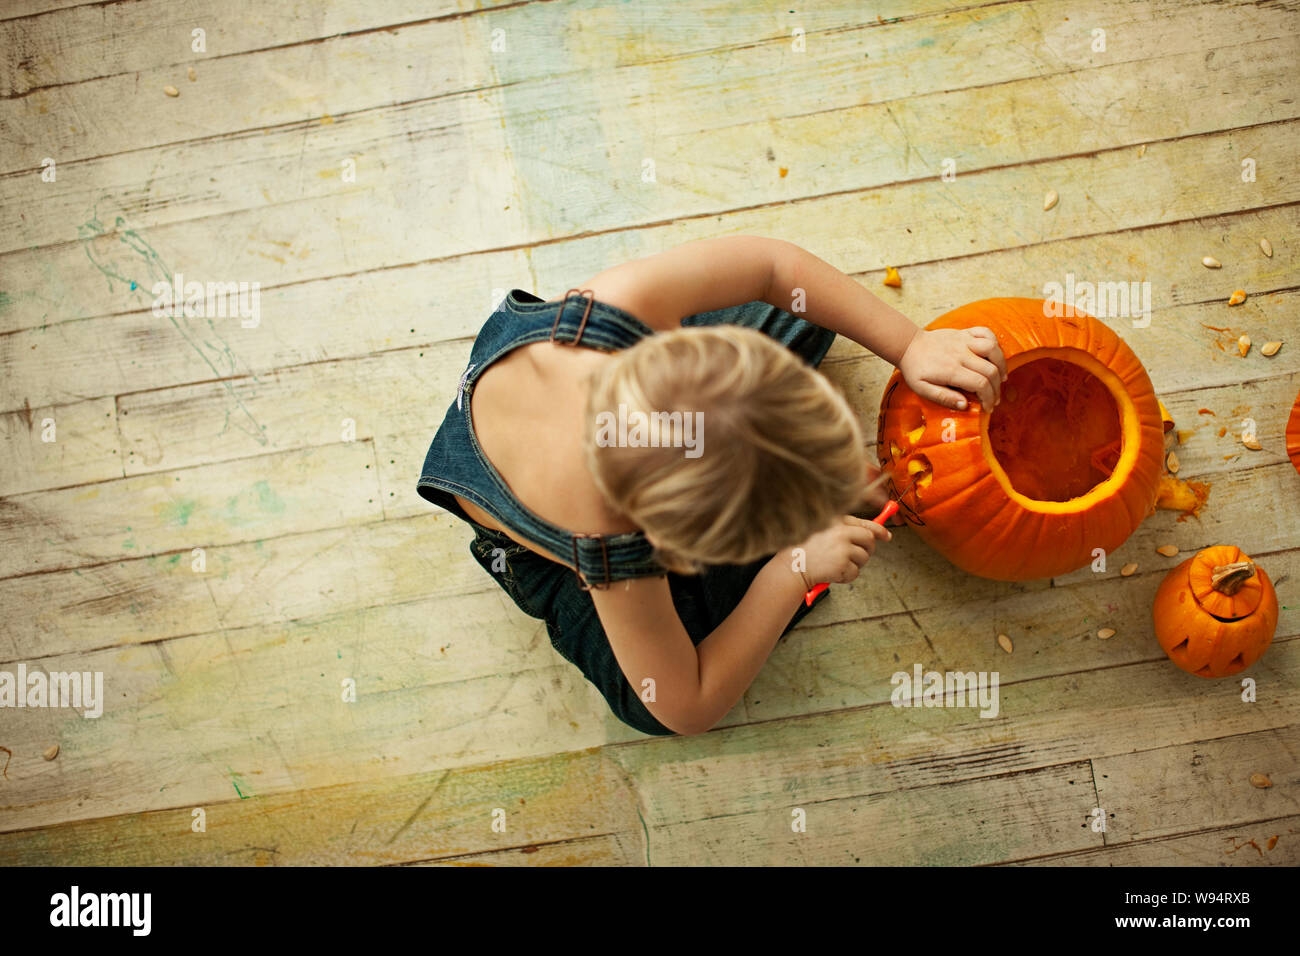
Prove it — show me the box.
[417,235,1005,736]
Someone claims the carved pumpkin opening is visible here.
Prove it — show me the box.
[986,357,1123,502]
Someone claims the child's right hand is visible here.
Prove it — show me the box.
[795,515,891,584]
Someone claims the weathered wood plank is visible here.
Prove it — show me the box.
[2,610,1291,854]
[3,544,1289,835]
[0,395,121,496]
[6,0,1286,175]
[1158,371,1300,478]
[0,644,640,834]
[0,0,529,97]
[0,0,977,100]
[645,761,1100,865]
[0,744,643,865]
[117,345,470,480]
[418,832,641,866]
[0,510,491,661]
[6,23,1296,260]
[1017,816,1300,865]
[617,637,1299,831]
[4,123,1296,420]
[749,547,1299,719]
[0,1,97,22]
[1094,727,1299,845]
[1052,461,1300,588]
[0,440,383,578]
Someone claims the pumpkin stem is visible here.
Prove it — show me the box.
[1211,560,1256,595]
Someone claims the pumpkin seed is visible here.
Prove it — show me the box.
[1043,190,1058,211]
[1260,341,1282,357]
[1120,563,1138,576]
[1260,238,1273,257]
[997,633,1013,654]
[43,744,58,760]
[163,85,179,97]
[1137,144,1146,158]
[1238,335,1251,357]
[1202,256,1222,268]
[1250,773,1272,789]
[1228,290,1246,306]
[1157,544,1180,557]
[1097,628,1116,640]
[1243,437,1262,450]
[1166,451,1180,474]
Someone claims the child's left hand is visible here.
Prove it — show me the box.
[898,327,1007,411]
[856,462,905,526]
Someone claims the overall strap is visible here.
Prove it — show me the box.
[420,288,665,588]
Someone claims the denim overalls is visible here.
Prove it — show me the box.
[416,288,837,735]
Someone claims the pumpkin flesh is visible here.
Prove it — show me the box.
[1288,390,1300,477]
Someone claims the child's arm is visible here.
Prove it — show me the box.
[766,239,1008,411]
[591,516,887,735]
[572,235,1006,412]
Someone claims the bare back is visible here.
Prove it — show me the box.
[453,339,640,565]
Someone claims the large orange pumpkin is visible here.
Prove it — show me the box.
[1153,545,1277,678]
[1287,388,1300,478]
[876,298,1165,580]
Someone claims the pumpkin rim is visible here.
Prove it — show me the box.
[977,346,1143,515]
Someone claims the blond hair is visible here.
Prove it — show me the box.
[582,325,865,574]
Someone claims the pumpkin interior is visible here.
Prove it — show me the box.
[986,357,1123,502]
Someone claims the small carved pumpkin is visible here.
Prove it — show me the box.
[1152,545,1278,678]
[1287,388,1300,478]
[876,298,1165,580]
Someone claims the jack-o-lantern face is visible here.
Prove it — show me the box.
[877,298,1165,581]
[1153,545,1278,678]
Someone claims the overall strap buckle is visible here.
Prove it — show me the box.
[550,288,596,346]
[571,532,611,591]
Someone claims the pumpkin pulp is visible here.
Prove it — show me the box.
[980,348,1139,513]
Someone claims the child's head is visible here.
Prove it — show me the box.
[583,325,866,574]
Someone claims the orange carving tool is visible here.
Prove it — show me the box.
[803,472,917,607]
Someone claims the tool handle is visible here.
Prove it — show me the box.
[802,499,899,606]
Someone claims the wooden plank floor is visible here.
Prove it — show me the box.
[1,0,1296,866]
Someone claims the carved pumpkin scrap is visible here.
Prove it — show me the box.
[876,298,1165,580]
[1287,388,1300,477]
[1153,545,1278,678]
